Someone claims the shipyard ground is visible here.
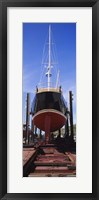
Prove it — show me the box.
[23,142,76,177]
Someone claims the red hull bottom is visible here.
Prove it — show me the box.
[32,109,66,143]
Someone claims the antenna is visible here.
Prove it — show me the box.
[56,70,60,88]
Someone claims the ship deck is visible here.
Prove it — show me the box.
[37,87,61,93]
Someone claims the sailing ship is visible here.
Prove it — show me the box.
[31,25,67,143]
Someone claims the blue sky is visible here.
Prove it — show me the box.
[23,23,76,125]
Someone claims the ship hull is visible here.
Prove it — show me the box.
[31,90,67,140]
[32,109,66,132]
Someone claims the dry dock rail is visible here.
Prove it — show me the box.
[23,144,76,177]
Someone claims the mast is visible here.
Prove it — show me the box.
[46,25,52,90]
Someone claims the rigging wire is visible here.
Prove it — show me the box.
[39,25,61,88]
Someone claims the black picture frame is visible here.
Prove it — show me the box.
[0,0,99,199]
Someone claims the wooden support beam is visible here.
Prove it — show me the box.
[69,91,74,142]
[26,93,30,144]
